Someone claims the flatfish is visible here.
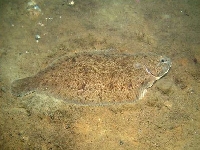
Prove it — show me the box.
[11,52,172,105]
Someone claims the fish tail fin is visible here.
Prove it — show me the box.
[11,77,38,97]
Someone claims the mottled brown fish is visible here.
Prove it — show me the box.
[11,52,172,105]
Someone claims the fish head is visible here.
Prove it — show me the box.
[143,54,172,80]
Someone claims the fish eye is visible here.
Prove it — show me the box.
[160,57,166,63]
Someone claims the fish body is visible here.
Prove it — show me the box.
[11,52,172,105]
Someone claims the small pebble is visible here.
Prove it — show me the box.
[35,35,41,42]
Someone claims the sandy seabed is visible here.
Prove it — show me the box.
[0,0,200,149]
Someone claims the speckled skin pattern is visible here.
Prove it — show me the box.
[11,52,171,105]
